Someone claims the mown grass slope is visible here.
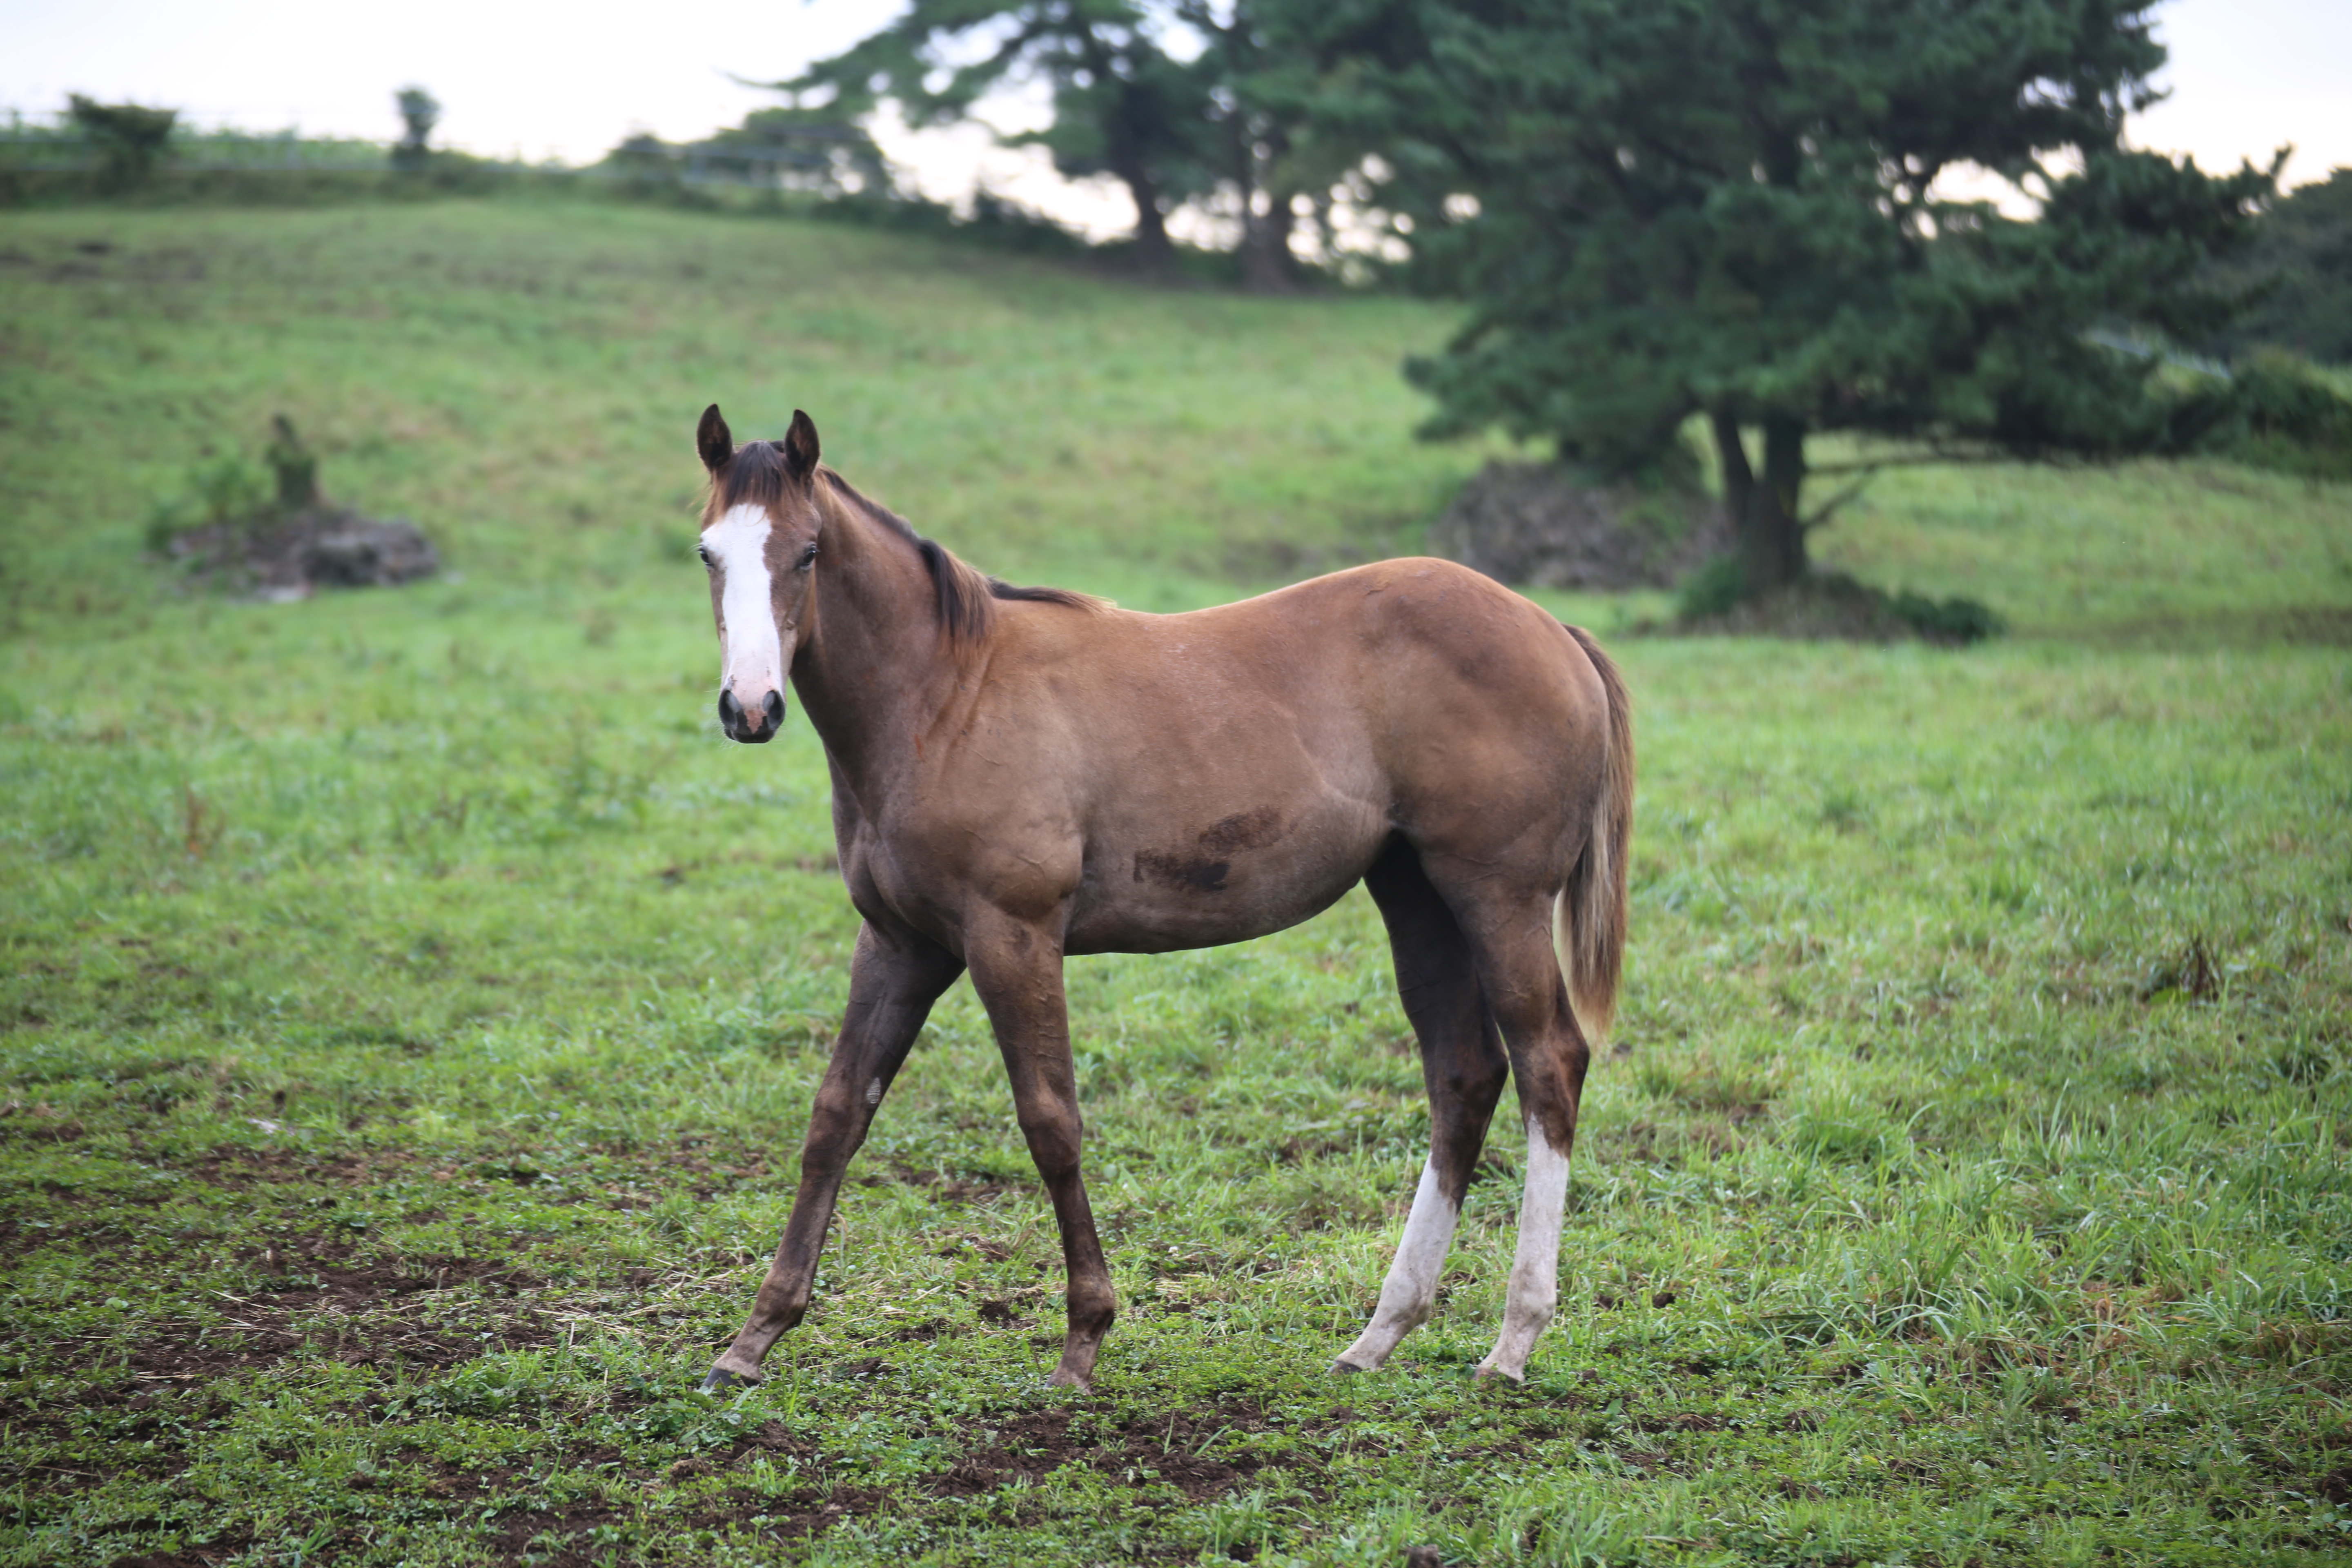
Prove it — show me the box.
[2,200,2350,1568]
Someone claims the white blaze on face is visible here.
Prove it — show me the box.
[705,504,782,702]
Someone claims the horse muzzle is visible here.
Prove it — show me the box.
[719,687,786,744]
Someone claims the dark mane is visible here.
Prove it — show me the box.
[820,469,1100,648]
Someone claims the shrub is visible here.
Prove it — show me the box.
[143,455,270,554]
[65,96,176,192]
[2167,349,2352,480]
[2225,351,2352,480]
[1673,560,2004,644]
[1889,589,2006,644]
[1675,553,1746,620]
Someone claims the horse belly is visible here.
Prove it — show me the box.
[1062,798,1384,956]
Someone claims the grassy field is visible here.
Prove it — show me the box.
[2,200,2350,1568]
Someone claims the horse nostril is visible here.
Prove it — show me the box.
[717,689,743,729]
[762,690,784,729]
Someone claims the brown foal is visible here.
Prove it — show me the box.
[691,405,1631,1392]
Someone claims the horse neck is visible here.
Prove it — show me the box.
[791,474,964,798]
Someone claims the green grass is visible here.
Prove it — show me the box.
[3,200,2350,1567]
[1809,453,2352,640]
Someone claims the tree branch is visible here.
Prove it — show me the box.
[1798,469,1876,529]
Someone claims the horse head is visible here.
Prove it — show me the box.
[695,403,822,744]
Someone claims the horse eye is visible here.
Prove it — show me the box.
[696,545,712,567]
[798,543,819,569]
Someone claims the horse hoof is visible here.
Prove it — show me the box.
[701,1367,759,1394]
[1330,1358,1368,1376]
[1472,1362,1525,1385]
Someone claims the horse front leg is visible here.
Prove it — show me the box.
[704,922,962,1390]
[964,919,1116,1390]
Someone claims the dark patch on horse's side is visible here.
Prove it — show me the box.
[1133,811,1283,893]
[1198,808,1284,856]
[1134,851,1231,893]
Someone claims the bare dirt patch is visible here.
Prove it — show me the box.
[1631,1410,1732,1433]
[103,1539,248,1568]
[676,1483,891,1549]
[165,508,437,600]
[117,1241,554,1383]
[1432,461,1725,590]
[928,1405,1267,1502]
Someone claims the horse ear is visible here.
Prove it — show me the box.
[781,410,820,479]
[697,404,733,472]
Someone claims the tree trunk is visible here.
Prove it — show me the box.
[1755,414,1808,588]
[1237,111,1295,293]
[1711,409,1808,593]
[1709,408,1753,539]
[1081,29,1174,274]
[1243,190,1295,292]
[1119,169,1175,271]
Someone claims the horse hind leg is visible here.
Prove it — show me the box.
[1481,1099,1576,1381]
[1455,894,1592,1384]
[1335,840,1509,1374]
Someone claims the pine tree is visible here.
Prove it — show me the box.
[1296,0,2279,592]
[392,87,439,174]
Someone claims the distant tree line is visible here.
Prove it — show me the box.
[2202,168,2352,367]
[1,89,492,192]
[604,106,892,200]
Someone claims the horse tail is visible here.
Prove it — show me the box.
[1555,624,1633,1046]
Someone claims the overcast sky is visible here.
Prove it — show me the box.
[2,0,2343,235]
